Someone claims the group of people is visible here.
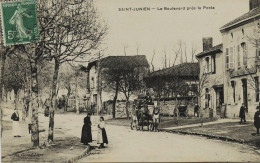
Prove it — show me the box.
[81,113,108,149]
[239,103,260,134]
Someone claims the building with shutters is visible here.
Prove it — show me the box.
[196,39,224,118]
[83,55,149,115]
[220,0,260,118]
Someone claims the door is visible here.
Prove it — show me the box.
[216,87,224,115]
[242,79,248,112]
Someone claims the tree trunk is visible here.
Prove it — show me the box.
[14,89,19,110]
[0,52,6,137]
[65,86,71,112]
[126,98,130,119]
[22,74,30,121]
[75,76,79,114]
[112,81,119,119]
[0,52,6,101]
[48,58,59,143]
[30,59,40,147]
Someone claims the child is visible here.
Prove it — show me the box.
[97,116,108,148]
[11,109,21,137]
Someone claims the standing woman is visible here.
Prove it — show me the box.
[11,109,21,137]
[97,116,108,149]
[81,113,92,145]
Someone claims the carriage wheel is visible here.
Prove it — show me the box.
[142,120,144,131]
[149,123,153,131]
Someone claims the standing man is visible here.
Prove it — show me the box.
[254,104,260,134]
[194,104,200,117]
[44,97,51,117]
[239,103,247,124]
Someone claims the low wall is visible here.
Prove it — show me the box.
[158,98,196,116]
[103,97,198,118]
[103,100,134,118]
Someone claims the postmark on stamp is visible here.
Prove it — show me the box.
[1,0,39,46]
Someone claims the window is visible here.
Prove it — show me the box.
[241,43,247,67]
[256,48,260,58]
[205,88,210,108]
[231,81,236,103]
[226,48,229,70]
[237,45,241,68]
[205,57,210,73]
[255,77,259,102]
[242,29,245,39]
[91,77,95,89]
[211,55,216,74]
[231,33,233,42]
[229,46,234,69]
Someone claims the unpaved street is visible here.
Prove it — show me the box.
[2,108,260,162]
[78,125,260,162]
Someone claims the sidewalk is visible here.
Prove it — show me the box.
[160,118,260,148]
[1,104,105,162]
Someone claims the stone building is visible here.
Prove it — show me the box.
[84,55,149,115]
[220,0,260,118]
[145,62,199,116]
[196,38,224,118]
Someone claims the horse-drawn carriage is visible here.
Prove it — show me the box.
[130,96,160,131]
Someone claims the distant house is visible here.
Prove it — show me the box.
[220,0,260,118]
[196,38,224,118]
[84,55,150,115]
[144,62,199,116]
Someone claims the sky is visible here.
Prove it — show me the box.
[94,0,249,70]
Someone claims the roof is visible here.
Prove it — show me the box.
[220,7,260,31]
[196,44,223,58]
[85,55,149,70]
[149,62,199,78]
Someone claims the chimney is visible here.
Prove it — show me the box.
[250,0,260,10]
[202,37,213,51]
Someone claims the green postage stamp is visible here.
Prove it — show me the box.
[1,0,39,46]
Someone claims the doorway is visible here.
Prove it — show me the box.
[215,86,224,115]
[242,79,248,112]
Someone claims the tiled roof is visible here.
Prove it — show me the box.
[196,44,223,58]
[149,62,199,78]
[86,55,149,70]
[220,7,260,31]
[100,55,149,68]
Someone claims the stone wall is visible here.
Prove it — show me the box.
[157,97,197,117]
[103,100,134,118]
[103,97,198,118]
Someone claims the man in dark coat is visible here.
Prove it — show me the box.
[194,104,200,117]
[239,103,246,124]
[81,113,92,145]
[254,105,260,134]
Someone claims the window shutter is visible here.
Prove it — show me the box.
[209,56,212,73]
[237,45,240,68]
[226,48,229,70]
[242,43,247,66]
[211,56,216,73]
[229,46,234,69]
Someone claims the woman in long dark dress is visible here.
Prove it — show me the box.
[81,113,92,145]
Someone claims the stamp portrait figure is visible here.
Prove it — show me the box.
[9,4,32,41]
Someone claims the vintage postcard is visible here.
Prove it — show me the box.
[1,0,260,162]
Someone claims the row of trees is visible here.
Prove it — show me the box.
[0,0,107,146]
[102,68,144,119]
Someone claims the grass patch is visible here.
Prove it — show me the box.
[105,116,218,129]
[179,121,260,148]
[106,118,131,127]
